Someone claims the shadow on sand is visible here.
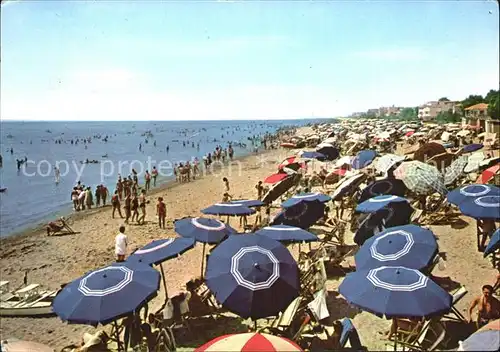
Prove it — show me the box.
[326,290,361,321]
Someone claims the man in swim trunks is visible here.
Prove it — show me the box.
[468,284,500,328]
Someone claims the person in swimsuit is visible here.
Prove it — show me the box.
[124,193,132,224]
[111,190,124,219]
[131,194,139,223]
[468,284,500,328]
[157,197,166,229]
[138,190,147,225]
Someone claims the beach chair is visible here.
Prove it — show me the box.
[46,217,77,236]
[300,258,328,298]
[261,297,312,341]
[387,318,442,351]
[442,286,468,322]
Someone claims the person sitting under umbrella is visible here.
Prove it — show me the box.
[468,284,500,328]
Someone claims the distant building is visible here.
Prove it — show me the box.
[418,101,461,121]
[462,103,493,132]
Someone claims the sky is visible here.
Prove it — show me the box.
[1,0,499,121]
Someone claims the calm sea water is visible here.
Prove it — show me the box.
[0,120,315,237]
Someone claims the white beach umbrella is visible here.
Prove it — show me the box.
[464,152,486,173]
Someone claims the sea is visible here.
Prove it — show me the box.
[0,119,319,238]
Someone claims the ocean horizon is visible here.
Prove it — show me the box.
[0,119,327,237]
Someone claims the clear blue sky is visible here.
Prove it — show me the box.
[1,0,498,120]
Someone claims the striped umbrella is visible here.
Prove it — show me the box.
[444,156,469,186]
[394,161,447,195]
[477,164,500,184]
[195,332,303,351]
[374,154,406,175]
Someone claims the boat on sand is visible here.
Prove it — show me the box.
[0,281,56,317]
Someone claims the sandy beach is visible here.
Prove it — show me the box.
[0,126,498,351]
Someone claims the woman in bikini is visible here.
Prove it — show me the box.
[138,190,147,225]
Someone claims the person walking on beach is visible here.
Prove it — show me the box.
[131,193,139,223]
[144,170,151,191]
[115,225,128,262]
[85,187,93,209]
[255,181,264,200]
[157,197,166,229]
[111,190,124,219]
[71,187,79,211]
[95,185,101,207]
[100,184,108,206]
[223,177,230,193]
[151,166,158,187]
[138,190,147,225]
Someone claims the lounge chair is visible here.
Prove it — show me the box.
[442,286,468,322]
[260,297,312,341]
[46,217,77,236]
[387,318,446,351]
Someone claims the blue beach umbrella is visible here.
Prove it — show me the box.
[356,195,409,213]
[460,324,500,351]
[339,266,452,318]
[459,194,500,220]
[447,184,500,207]
[205,235,299,319]
[300,151,326,161]
[316,145,340,161]
[352,150,377,170]
[358,179,407,204]
[128,237,196,266]
[254,225,318,243]
[202,203,256,216]
[53,262,160,326]
[484,229,500,257]
[230,199,265,208]
[174,217,236,244]
[271,200,325,229]
[463,143,484,153]
[355,225,438,271]
[353,211,387,246]
[281,192,331,208]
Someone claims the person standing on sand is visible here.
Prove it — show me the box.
[223,177,230,193]
[144,170,151,191]
[85,186,93,209]
[157,197,166,229]
[131,193,139,223]
[124,193,132,224]
[255,181,264,200]
[100,184,108,206]
[116,180,123,200]
[95,185,101,207]
[115,225,128,262]
[151,166,158,187]
[71,187,79,211]
[468,284,500,328]
[111,190,124,218]
[138,190,147,225]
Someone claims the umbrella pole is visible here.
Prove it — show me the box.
[114,321,123,351]
[160,263,169,300]
[201,243,206,278]
[227,215,230,225]
[254,320,257,331]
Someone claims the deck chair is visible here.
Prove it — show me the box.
[265,296,304,331]
[300,258,328,298]
[387,318,434,351]
[442,286,468,322]
[46,217,76,236]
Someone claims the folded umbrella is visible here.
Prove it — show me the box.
[358,179,407,204]
[195,332,303,352]
[484,229,500,257]
[394,161,448,195]
[459,194,500,220]
[281,192,331,208]
[447,184,500,207]
[52,262,160,325]
[339,266,452,319]
[271,200,325,229]
[355,225,438,271]
[255,225,318,244]
[205,235,299,319]
[352,150,377,170]
[444,156,469,186]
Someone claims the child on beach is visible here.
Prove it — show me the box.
[157,197,166,229]
[115,225,128,262]
[111,190,124,219]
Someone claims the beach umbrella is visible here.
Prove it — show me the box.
[355,225,438,271]
[444,156,469,186]
[278,157,306,172]
[230,199,265,208]
[353,211,389,246]
[356,195,410,213]
[175,217,237,277]
[458,319,500,351]
[477,164,500,184]
[464,152,486,173]
[414,142,446,162]
[174,217,236,244]
[281,192,331,208]
[331,173,367,201]
[405,131,415,137]
[298,151,326,161]
[484,229,500,257]
[195,332,303,352]
[426,152,455,172]
[280,143,297,149]
[316,145,340,161]
[358,179,407,203]
[335,156,354,168]
[462,143,484,153]
[447,184,500,207]
[339,266,452,319]
[394,161,448,195]
[374,154,406,175]
[271,200,325,229]
[53,262,160,326]
[264,173,289,184]
[459,194,500,220]
[128,238,196,266]
[205,235,299,319]
[202,203,256,216]
[254,225,318,244]
[352,150,377,170]
[480,156,500,169]
[262,174,301,204]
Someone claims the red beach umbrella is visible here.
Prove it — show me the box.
[264,173,289,184]
[195,332,303,352]
[405,131,415,137]
[280,143,297,149]
[477,164,500,184]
